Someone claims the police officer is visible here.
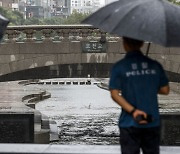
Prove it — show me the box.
[109,37,169,154]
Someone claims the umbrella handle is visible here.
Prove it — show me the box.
[146,42,151,56]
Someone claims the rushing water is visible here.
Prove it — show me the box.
[34,79,121,145]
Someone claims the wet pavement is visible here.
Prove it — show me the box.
[0,144,180,154]
[0,81,43,103]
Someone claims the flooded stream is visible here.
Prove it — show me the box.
[35,79,121,145]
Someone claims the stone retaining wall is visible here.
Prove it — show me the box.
[19,80,53,144]
[170,82,180,94]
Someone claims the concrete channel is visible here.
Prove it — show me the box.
[0,79,179,153]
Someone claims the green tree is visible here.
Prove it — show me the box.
[12,10,24,25]
[23,17,64,25]
[23,11,89,25]
[0,7,8,17]
[0,7,90,25]
[41,17,64,25]
[23,17,43,25]
[0,7,24,25]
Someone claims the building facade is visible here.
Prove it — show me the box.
[0,0,102,19]
[0,0,19,11]
[71,0,101,14]
[51,0,71,17]
[25,0,53,18]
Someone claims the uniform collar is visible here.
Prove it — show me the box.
[125,50,143,58]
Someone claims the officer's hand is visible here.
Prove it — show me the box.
[132,109,148,124]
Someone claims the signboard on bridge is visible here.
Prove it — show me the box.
[82,41,107,53]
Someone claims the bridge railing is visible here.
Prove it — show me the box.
[4,25,120,43]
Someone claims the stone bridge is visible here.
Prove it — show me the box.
[0,25,179,81]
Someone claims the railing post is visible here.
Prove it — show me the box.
[42,29,53,42]
[75,29,82,41]
[93,29,101,41]
[69,29,79,41]
[80,29,89,41]
[23,29,35,42]
[5,30,18,43]
[62,29,70,42]
[56,29,70,42]
[55,29,63,41]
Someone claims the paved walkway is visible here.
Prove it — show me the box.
[0,144,179,154]
[0,81,41,103]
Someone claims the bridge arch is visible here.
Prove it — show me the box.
[0,63,113,82]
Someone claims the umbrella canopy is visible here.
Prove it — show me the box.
[0,14,9,41]
[82,0,180,47]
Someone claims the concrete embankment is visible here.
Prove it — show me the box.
[0,80,57,144]
[19,80,54,144]
[21,82,51,109]
[170,82,180,94]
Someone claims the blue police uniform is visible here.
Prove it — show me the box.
[109,50,169,128]
[109,50,169,154]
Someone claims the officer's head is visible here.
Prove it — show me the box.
[122,37,144,52]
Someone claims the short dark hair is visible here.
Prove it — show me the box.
[122,37,143,48]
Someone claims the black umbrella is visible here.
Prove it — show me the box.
[0,14,9,41]
[82,0,180,47]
